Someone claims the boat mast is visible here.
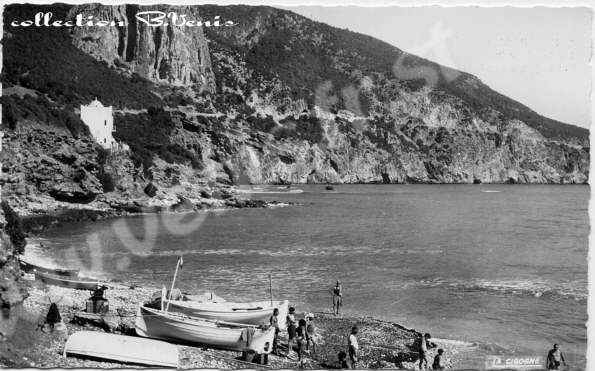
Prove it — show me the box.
[165,257,182,312]
[269,273,273,306]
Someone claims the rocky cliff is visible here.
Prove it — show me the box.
[68,4,215,90]
[0,4,589,222]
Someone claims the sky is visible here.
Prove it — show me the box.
[282,6,592,129]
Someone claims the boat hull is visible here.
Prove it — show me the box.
[135,306,275,353]
[35,271,101,290]
[64,331,178,368]
[20,259,79,277]
[165,299,289,330]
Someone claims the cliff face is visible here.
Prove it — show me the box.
[68,4,215,90]
[0,4,589,219]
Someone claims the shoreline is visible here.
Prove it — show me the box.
[14,194,292,235]
[1,279,486,369]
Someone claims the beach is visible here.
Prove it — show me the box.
[3,184,587,370]
[0,279,484,369]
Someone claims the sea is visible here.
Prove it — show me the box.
[29,184,588,369]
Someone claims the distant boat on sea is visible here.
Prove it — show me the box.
[236,186,303,194]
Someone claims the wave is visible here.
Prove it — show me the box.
[419,278,587,301]
[481,190,501,193]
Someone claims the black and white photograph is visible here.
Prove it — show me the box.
[0,1,590,370]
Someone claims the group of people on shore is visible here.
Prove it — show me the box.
[269,306,317,366]
[266,280,449,370]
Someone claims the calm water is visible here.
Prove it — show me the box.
[32,185,588,367]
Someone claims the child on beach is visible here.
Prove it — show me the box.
[432,349,446,370]
[348,325,359,369]
[338,351,349,369]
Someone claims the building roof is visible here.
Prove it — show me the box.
[86,98,104,108]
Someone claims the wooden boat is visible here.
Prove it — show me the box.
[135,306,275,354]
[35,271,102,290]
[164,299,289,330]
[64,331,179,367]
[19,258,79,277]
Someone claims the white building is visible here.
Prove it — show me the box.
[80,99,116,149]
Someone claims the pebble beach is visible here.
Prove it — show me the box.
[0,278,486,369]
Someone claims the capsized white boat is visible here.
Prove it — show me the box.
[35,271,103,290]
[64,331,179,368]
[135,306,275,354]
[164,299,289,330]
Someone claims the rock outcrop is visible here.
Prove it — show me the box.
[68,4,215,91]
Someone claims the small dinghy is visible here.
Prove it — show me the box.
[135,306,275,354]
[64,331,179,367]
[164,299,289,329]
[20,258,79,277]
[35,271,103,290]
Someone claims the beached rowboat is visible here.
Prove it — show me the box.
[19,258,79,277]
[164,299,289,330]
[64,331,179,367]
[35,271,102,290]
[135,306,275,354]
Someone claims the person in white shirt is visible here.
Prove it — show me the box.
[348,325,359,369]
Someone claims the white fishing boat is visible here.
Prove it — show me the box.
[135,306,275,354]
[64,331,179,368]
[164,299,289,329]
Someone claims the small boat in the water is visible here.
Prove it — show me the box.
[35,271,103,290]
[64,331,179,367]
[19,258,79,277]
[164,299,289,329]
[135,306,275,354]
[325,184,334,190]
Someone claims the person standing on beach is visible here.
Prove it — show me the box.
[269,308,280,355]
[332,280,343,315]
[347,325,359,369]
[418,333,434,370]
[286,307,298,357]
[547,344,567,370]
[432,349,446,370]
[296,318,309,366]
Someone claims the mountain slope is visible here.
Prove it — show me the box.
[199,5,587,143]
[0,4,589,218]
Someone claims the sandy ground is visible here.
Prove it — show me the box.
[0,278,486,369]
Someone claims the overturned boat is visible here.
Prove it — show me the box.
[35,271,103,290]
[20,258,79,277]
[64,331,179,367]
[164,299,289,329]
[135,306,275,354]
